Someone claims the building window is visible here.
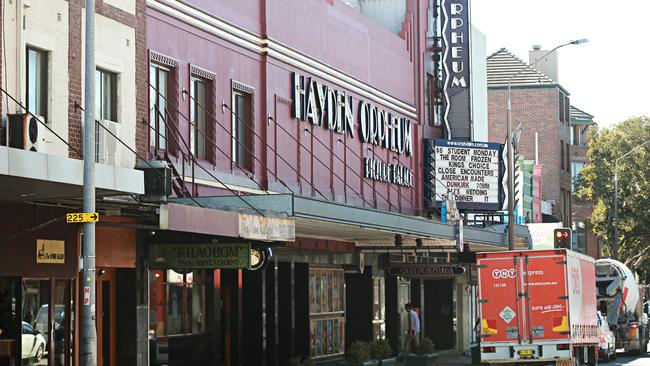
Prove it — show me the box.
[560,140,564,170]
[372,277,386,340]
[426,73,434,126]
[558,92,565,124]
[571,161,585,192]
[566,142,570,172]
[26,47,48,120]
[572,221,587,253]
[232,89,253,170]
[558,92,570,125]
[571,125,585,145]
[149,270,205,336]
[309,268,345,358]
[96,69,118,122]
[190,77,208,159]
[149,64,169,150]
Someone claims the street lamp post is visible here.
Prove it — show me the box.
[613,139,650,259]
[506,39,588,250]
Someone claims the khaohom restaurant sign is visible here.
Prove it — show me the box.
[149,243,250,269]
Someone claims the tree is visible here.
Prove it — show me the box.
[577,117,650,270]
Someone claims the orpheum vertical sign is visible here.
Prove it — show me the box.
[441,0,472,140]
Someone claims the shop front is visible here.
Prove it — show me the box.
[0,204,78,366]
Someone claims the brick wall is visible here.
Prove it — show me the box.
[67,0,147,160]
[68,0,83,159]
[488,86,572,222]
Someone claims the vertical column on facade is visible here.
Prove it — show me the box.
[384,269,400,356]
[344,266,373,346]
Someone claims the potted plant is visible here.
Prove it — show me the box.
[370,339,396,365]
[339,341,377,366]
[405,337,437,366]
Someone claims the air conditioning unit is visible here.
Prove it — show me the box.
[96,120,120,165]
[7,113,53,153]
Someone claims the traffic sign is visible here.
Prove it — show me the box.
[66,212,99,223]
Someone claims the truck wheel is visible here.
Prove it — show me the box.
[587,345,598,366]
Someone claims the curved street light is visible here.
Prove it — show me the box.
[506,39,588,250]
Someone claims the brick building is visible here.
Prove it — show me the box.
[0,0,146,364]
[570,106,600,258]
[487,48,573,227]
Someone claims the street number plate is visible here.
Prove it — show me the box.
[66,212,99,223]
[518,349,534,357]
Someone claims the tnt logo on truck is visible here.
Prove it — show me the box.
[571,267,582,296]
[492,269,516,279]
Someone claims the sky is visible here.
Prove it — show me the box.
[471,0,650,128]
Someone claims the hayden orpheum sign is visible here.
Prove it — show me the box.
[292,72,413,187]
[425,139,505,211]
[440,0,472,139]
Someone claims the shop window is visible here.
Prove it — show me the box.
[231,87,253,170]
[96,68,118,122]
[372,277,386,340]
[149,270,205,336]
[149,64,169,151]
[190,77,208,159]
[309,268,345,358]
[26,47,48,120]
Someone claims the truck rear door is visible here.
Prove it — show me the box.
[521,251,570,343]
[478,253,523,344]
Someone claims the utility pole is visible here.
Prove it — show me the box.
[504,39,588,250]
[81,0,97,364]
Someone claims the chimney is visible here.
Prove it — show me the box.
[528,45,559,82]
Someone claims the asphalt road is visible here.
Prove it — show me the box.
[599,352,650,365]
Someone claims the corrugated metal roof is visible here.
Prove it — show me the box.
[570,105,594,125]
[486,48,559,88]
[570,105,593,120]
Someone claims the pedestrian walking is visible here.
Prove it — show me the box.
[402,303,420,356]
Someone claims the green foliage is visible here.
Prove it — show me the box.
[577,116,650,270]
[347,341,371,362]
[416,337,435,354]
[370,339,393,359]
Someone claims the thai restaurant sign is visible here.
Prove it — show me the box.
[149,243,251,269]
[238,214,295,242]
[425,139,504,211]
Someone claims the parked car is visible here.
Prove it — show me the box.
[34,304,66,343]
[21,321,46,361]
[598,311,617,361]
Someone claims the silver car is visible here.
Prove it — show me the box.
[598,311,617,361]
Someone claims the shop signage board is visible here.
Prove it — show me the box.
[149,243,251,269]
[239,214,296,242]
[66,212,99,223]
[424,139,504,211]
[440,0,472,139]
[388,264,466,279]
[36,239,65,264]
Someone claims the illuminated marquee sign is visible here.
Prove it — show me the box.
[425,139,504,211]
[292,73,413,157]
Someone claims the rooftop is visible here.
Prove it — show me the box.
[487,48,568,93]
[570,105,595,124]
